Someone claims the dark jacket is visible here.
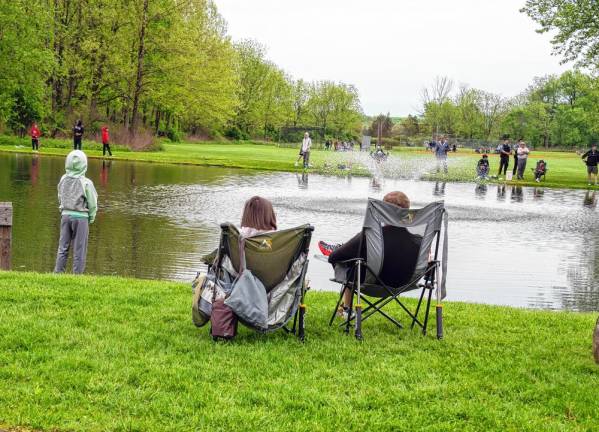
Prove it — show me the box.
[582,149,599,167]
[329,226,421,287]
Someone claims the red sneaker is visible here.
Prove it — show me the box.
[318,240,339,257]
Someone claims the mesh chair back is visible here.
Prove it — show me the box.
[362,199,448,298]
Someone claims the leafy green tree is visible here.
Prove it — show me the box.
[522,0,599,68]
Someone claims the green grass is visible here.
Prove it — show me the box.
[0,135,598,190]
[0,272,597,431]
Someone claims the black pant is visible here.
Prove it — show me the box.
[103,143,112,156]
[74,138,82,150]
[512,155,518,175]
[498,156,509,175]
[31,138,39,150]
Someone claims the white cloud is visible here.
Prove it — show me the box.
[214,0,568,116]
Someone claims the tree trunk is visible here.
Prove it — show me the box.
[129,0,149,136]
[154,109,161,134]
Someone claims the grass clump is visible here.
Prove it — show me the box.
[0,272,597,431]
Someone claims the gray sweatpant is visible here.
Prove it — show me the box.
[54,215,89,274]
[517,158,527,179]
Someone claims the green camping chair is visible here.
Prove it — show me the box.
[207,223,314,340]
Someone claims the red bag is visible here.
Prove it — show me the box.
[211,299,237,341]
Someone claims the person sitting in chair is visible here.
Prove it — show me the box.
[476,154,490,179]
[318,191,416,319]
[534,160,547,183]
[202,196,277,265]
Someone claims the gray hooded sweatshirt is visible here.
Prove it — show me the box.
[58,150,98,223]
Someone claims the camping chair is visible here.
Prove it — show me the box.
[531,160,548,181]
[328,199,448,340]
[207,223,314,340]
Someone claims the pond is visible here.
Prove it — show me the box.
[1,152,598,311]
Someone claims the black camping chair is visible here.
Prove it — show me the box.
[209,223,314,340]
[328,199,448,340]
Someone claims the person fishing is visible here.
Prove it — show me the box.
[73,120,84,150]
[498,138,511,177]
[30,122,41,151]
[101,125,113,157]
[515,139,530,180]
[582,143,599,186]
[295,132,312,168]
[434,136,450,173]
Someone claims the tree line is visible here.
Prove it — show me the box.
[0,0,363,145]
[398,71,599,149]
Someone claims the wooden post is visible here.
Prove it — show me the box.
[0,202,12,270]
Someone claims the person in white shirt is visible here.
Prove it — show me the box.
[295,132,312,168]
[516,139,530,180]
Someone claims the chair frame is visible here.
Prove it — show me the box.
[213,223,314,341]
[328,227,442,340]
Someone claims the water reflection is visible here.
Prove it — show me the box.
[1,152,598,312]
[100,160,111,187]
[433,181,446,197]
[369,176,382,192]
[510,185,523,202]
[497,184,506,200]
[533,188,544,200]
[474,183,487,198]
[30,155,39,185]
[583,190,597,209]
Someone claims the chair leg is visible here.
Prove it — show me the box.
[344,291,354,335]
[411,287,427,330]
[422,287,434,336]
[355,302,363,341]
[354,261,363,341]
[329,286,346,326]
[291,305,299,334]
[298,304,306,342]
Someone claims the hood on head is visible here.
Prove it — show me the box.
[65,150,88,178]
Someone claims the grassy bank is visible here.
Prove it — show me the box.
[0,272,597,431]
[0,135,597,190]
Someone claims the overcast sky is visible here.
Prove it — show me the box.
[213,0,568,116]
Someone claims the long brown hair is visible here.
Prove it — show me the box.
[240,196,277,231]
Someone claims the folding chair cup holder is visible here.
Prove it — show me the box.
[328,199,448,341]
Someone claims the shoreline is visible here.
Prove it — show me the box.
[1,140,598,191]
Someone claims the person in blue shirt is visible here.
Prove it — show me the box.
[434,136,450,173]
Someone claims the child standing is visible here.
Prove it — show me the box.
[54,150,98,274]
[30,123,41,151]
[101,125,112,157]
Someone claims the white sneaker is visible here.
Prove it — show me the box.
[536,178,540,183]
[294,161,298,167]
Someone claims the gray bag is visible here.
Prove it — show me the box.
[224,238,268,330]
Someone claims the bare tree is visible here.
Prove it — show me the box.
[475,90,505,140]
[421,76,454,106]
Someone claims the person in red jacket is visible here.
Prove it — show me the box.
[101,125,112,157]
[30,123,41,151]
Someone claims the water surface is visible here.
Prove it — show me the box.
[1,153,597,311]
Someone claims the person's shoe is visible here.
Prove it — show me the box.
[337,306,356,321]
[318,240,339,256]
[536,178,540,183]
[294,161,298,167]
